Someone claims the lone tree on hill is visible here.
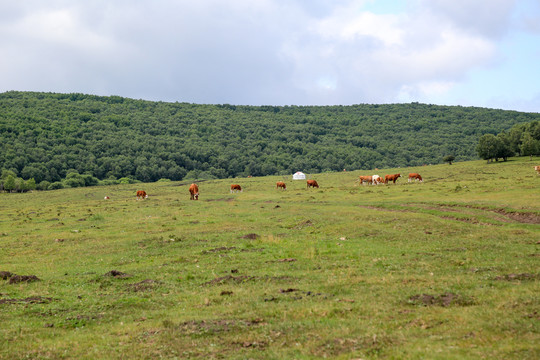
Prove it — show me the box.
[443,155,455,165]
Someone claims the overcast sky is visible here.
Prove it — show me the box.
[1,0,539,112]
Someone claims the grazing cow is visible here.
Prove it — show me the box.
[230,184,242,193]
[189,183,199,200]
[104,196,110,200]
[408,173,423,182]
[384,174,401,184]
[372,175,383,184]
[276,181,286,190]
[307,179,319,188]
[136,190,148,200]
[535,166,540,175]
[359,175,373,185]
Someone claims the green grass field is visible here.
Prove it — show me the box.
[1,158,539,359]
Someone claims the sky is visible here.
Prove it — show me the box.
[1,0,539,112]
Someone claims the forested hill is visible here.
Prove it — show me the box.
[1,91,538,183]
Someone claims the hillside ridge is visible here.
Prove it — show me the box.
[1,91,538,183]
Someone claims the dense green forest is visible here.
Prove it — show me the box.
[1,91,539,188]
[476,120,540,162]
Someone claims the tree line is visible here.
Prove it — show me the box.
[1,91,539,191]
[476,120,540,162]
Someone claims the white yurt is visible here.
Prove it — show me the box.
[292,171,306,180]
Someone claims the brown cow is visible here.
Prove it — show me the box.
[307,180,319,188]
[535,166,540,175]
[136,190,147,200]
[408,173,423,182]
[230,184,242,193]
[189,183,199,200]
[384,174,401,184]
[276,181,286,190]
[359,175,373,185]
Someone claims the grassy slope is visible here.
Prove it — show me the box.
[1,158,539,359]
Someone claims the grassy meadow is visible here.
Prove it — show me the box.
[1,157,539,359]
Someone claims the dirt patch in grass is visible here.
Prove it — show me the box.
[279,288,299,293]
[104,270,131,278]
[202,246,237,254]
[202,275,292,286]
[525,311,539,320]
[287,290,327,300]
[240,233,259,240]
[172,318,265,334]
[233,340,268,349]
[292,219,313,229]
[0,296,53,304]
[315,335,395,358]
[358,205,405,212]
[438,216,495,225]
[202,275,256,286]
[470,267,495,273]
[493,210,540,224]
[361,204,502,225]
[127,279,159,292]
[240,248,265,253]
[8,275,40,284]
[265,289,329,302]
[439,203,540,224]
[414,203,540,224]
[202,246,264,254]
[266,258,297,263]
[495,273,540,281]
[362,203,540,225]
[408,292,474,307]
[65,313,103,321]
[2,271,41,284]
[0,271,14,280]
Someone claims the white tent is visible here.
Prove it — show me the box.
[292,171,306,180]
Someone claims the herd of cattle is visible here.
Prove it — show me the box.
[359,173,422,185]
[129,172,427,201]
[128,167,540,201]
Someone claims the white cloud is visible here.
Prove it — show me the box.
[280,1,499,103]
[0,0,538,110]
[14,8,117,55]
[315,10,404,46]
[417,0,517,38]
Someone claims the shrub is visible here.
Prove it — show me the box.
[49,182,65,190]
[37,181,51,191]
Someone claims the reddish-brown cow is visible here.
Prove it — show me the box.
[307,180,319,188]
[535,166,540,175]
[136,190,147,200]
[359,175,373,185]
[408,173,423,182]
[189,183,199,200]
[276,181,286,190]
[230,184,242,193]
[384,174,401,184]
